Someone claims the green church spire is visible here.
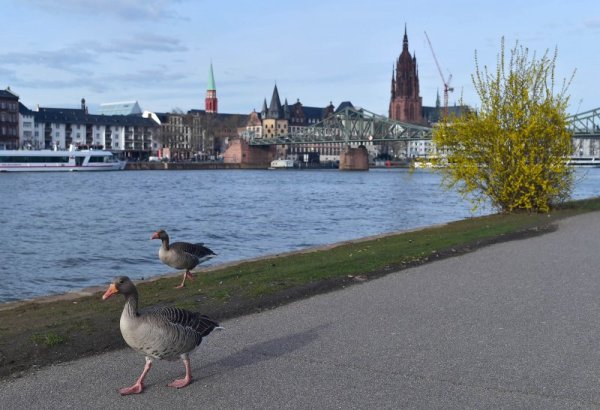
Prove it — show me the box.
[207,62,216,91]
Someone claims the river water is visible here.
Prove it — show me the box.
[1,168,599,303]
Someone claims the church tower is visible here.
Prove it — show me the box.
[262,84,288,138]
[205,62,218,113]
[389,26,424,124]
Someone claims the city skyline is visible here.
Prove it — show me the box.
[2,0,599,116]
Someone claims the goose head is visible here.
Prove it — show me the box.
[151,229,169,241]
[102,276,136,300]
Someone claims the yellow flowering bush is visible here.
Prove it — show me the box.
[433,38,574,213]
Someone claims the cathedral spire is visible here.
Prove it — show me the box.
[389,25,423,124]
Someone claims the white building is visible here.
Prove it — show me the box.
[18,99,160,158]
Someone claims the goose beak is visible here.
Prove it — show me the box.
[151,232,159,240]
[102,283,118,300]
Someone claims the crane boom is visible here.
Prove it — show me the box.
[424,31,453,117]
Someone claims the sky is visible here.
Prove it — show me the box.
[2,0,599,116]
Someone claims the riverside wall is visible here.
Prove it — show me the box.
[125,162,267,170]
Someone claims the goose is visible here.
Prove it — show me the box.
[102,276,221,395]
[151,229,216,288]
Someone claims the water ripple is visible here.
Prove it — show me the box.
[0,168,599,303]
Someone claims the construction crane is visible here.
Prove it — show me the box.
[424,31,454,118]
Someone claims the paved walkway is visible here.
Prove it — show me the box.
[3,212,600,409]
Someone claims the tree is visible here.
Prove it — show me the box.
[433,38,575,213]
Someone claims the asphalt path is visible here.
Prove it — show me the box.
[3,212,600,409]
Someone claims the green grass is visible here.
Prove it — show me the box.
[0,196,599,378]
[30,332,65,348]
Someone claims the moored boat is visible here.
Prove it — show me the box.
[566,157,600,167]
[0,146,126,172]
[268,159,295,169]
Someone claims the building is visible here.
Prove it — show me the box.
[205,63,218,114]
[152,64,249,160]
[99,101,143,116]
[17,98,159,159]
[0,87,20,149]
[249,84,351,163]
[389,27,424,124]
[387,27,470,159]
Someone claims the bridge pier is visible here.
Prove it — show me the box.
[223,138,275,168]
[339,145,369,171]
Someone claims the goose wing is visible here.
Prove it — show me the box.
[144,306,220,345]
[171,241,216,259]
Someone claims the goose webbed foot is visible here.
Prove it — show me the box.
[175,271,194,289]
[119,382,144,395]
[167,356,192,389]
[119,357,152,395]
[167,375,191,389]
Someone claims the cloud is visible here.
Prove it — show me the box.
[92,34,188,54]
[0,34,186,74]
[22,0,187,21]
[0,48,97,71]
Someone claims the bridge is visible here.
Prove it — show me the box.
[224,104,600,170]
[567,107,600,137]
[245,104,600,146]
[247,106,432,146]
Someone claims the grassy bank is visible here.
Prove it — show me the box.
[2,197,600,379]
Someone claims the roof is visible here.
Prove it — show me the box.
[27,105,158,127]
[99,101,142,116]
[267,85,283,119]
[0,88,19,99]
[335,101,355,112]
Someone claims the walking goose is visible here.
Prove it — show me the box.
[102,276,221,395]
[151,229,216,288]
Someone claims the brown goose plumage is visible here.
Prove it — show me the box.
[102,276,221,395]
[151,229,216,288]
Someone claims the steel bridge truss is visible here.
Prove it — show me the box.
[248,106,433,146]
[568,107,600,136]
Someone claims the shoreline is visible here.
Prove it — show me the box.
[0,225,441,311]
[1,200,598,380]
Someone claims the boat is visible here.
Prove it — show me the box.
[0,146,126,172]
[566,157,600,167]
[268,159,295,169]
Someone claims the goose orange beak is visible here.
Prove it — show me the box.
[102,283,118,300]
[151,232,159,240]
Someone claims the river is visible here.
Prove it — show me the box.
[0,168,599,303]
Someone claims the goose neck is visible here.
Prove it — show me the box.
[123,291,139,318]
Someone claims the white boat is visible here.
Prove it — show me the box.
[566,157,600,167]
[0,147,126,172]
[269,159,295,169]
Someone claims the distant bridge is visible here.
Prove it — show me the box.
[567,107,600,137]
[247,105,600,146]
[248,106,432,146]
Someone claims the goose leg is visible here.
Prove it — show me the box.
[167,355,192,389]
[175,271,194,289]
[120,357,153,395]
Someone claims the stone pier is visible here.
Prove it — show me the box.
[223,138,275,168]
[339,145,369,171]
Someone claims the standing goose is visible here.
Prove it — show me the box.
[151,229,216,288]
[102,276,221,395]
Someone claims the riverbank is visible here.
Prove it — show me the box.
[124,161,410,170]
[125,161,254,170]
[1,197,600,380]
